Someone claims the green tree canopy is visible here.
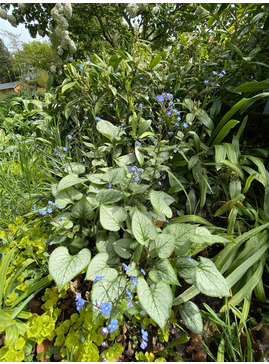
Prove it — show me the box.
[0,38,15,83]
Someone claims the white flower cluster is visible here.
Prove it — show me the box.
[152,6,160,15]
[127,3,138,18]
[49,3,76,57]
[138,3,148,11]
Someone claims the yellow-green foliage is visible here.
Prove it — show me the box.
[36,69,49,88]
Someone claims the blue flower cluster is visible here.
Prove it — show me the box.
[75,293,85,311]
[34,200,60,215]
[101,302,112,315]
[93,275,105,284]
[140,328,149,350]
[128,165,144,183]
[108,319,118,333]
[155,92,174,103]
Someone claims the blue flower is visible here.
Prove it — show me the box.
[32,204,36,211]
[177,116,181,121]
[102,342,107,348]
[158,181,162,185]
[101,302,112,315]
[77,63,83,70]
[136,142,141,146]
[108,184,112,189]
[134,177,140,182]
[216,83,220,87]
[109,103,113,107]
[175,123,179,127]
[101,327,108,335]
[165,93,174,101]
[59,218,63,223]
[67,134,72,139]
[95,117,101,121]
[86,55,90,61]
[126,289,133,300]
[141,329,149,341]
[62,147,67,152]
[151,137,156,142]
[183,122,188,128]
[176,98,181,102]
[121,123,125,127]
[221,69,226,74]
[47,208,52,214]
[108,319,118,333]
[174,149,177,153]
[93,275,105,284]
[75,293,85,311]
[60,154,64,158]
[167,111,172,116]
[141,268,146,275]
[212,71,218,75]
[166,219,169,223]
[187,255,191,259]
[140,341,147,350]
[138,103,143,108]
[204,80,209,84]
[38,209,47,215]
[218,73,223,77]
[55,168,59,172]
[122,263,130,272]
[155,94,164,102]
[69,57,74,61]
[132,277,137,289]
[128,300,133,308]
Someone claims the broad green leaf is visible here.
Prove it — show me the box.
[71,197,94,219]
[193,257,230,297]
[149,259,179,285]
[56,174,83,194]
[5,323,19,347]
[137,277,173,331]
[62,81,76,93]
[48,247,91,291]
[86,173,106,185]
[67,163,85,175]
[153,234,175,259]
[54,187,83,209]
[215,144,226,171]
[176,257,199,284]
[198,112,214,130]
[113,238,133,259]
[86,253,118,282]
[164,223,196,255]
[149,55,162,69]
[96,120,120,141]
[180,301,203,335]
[132,211,157,245]
[135,146,144,166]
[96,189,124,204]
[211,119,240,146]
[233,81,269,93]
[149,190,172,218]
[0,310,14,333]
[0,247,14,308]
[100,205,127,231]
[102,168,125,184]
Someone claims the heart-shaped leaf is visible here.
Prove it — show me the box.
[54,187,83,208]
[132,211,157,245]
[86,253,118,281]
[137,277,173,331]
[100,205,127,231]
[149,259,179,285]
[180,301,203,335]
[153,234,175,259]
[149,190,172,218]
[71,197,94,219]
[96,189,124,204]
[57,173,83,193]
[193,257,230,297]
[48,247,91,291]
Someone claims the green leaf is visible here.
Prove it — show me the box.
[193,257,230,297]
[113,238,133,259]
[164,223,196,255]
[233,81,269,93]
[96,189,124,204]
[67,163,85,175]
[149,55,162,69]
[180,301,203,335]
[96,120,120,141]
[48,247,91,291]
[0,310,14,333]
[102,168,125,184]
[149,190,172,218]
[56,174,83,194]
[132,211,157,245]
[100,205,127,231]
[55,187,83,209]
[153,234,175,259]
[62,81,76,93]
[86,253,118,281]
[137,277,173,331]
[149,259,179,285]
[71,197,94,219]
[176,257,199,284]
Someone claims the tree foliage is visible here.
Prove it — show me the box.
[0,38,15,83]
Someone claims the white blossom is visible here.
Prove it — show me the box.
[55,3,64,12]
[152,6,160,15]
[69,39,77,53]
[127,3,138,18]
[0,8,7,20]
[57,15,69,30]
[57,45,64,56]
[138,3,148,11]
[50,65,57,73]
[51,8,59,20]
[62,3,72,19]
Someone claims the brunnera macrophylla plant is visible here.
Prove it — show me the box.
[44,113,232,336]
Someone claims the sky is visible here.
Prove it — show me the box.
[0,17,48,50]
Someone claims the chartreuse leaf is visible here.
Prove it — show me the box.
[0,310,14,332]
[149,259,179,285]
[96,189,124,204]
[137,277,173,331]
[193,257,230,297]
[49,247,91,291]
[86,253,118,281]
[149,190,172,218]
[56,173,83,193]
[153,234,175,259]
[132,210,157,245]
[96,120,120,141]
[180,301,203,335]
[55,187,83,208]
[100,205,127,231]
[71,197,94,219]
